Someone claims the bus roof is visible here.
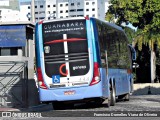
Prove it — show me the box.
[91,17,123,31]
[105,22,123,31]
[39,17,124,32]
[41,17,85,24]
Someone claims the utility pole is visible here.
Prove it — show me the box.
[31,0,35,23]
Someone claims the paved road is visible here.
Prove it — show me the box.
[41,95,160,113]
[41,95,160,120]
[37,95,160,112]
[1,95,160,120]
[40,95,160,118]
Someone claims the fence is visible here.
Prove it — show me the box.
[0,61,28,108]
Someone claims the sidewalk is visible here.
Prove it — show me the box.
[0,107,20,112]
[133,83,160,95]
[0,103,53,112]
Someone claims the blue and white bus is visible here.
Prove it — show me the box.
[35,17,136,109]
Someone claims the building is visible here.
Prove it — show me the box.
[0,0,110,22]
[0,0,21,22]
[34,0,46,21]
[20,0,109,22]
[105,0,111,13]
[46,0,107,20]
[19,1,32,21]
[0,22,40,107]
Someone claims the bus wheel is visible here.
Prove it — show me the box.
[110,85,116,106]
[52,101,64,110]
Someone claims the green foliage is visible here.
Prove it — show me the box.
[123,27,136,44]
[106,0,160,50]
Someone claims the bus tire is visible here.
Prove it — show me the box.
[110,85,116,106]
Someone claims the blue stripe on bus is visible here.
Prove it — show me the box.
[35,23,40,67]
[39,24,51,88]
[38,24,46,76]
[86,20,91,49]
[36,23,49,88]
[86,19,94,78]
[90,18,98,62]
[91,18,101,64]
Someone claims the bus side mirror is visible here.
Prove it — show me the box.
[128,44,136,61]
[132,50,136,61]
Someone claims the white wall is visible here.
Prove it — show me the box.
[45,0,56,19]
[56,0,68,19]
[0,0,9,6]
[34,0,46,21]
[105,0,111,13]
[97,0,106,20]
[84,0,97,18]
[68,0,84,17]
[0,0,23,22]
[0,9,20,22]
[19,2,31,21]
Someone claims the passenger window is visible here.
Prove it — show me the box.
[101,50,107,67]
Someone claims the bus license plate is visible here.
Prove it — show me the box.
[64,90,75,95]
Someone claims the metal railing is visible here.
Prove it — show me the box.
[0,61,28,108]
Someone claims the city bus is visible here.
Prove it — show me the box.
[35,17,136,110]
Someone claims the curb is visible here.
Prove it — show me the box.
[133,83,160,95]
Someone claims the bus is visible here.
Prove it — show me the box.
[35,17,136,110]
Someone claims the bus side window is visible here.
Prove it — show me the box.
[117,32,131,69]
[97,22,107,68]
[101,50,107,67]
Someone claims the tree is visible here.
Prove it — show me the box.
[106,0,160,82]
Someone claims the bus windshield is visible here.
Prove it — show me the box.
[42,19,90,78]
